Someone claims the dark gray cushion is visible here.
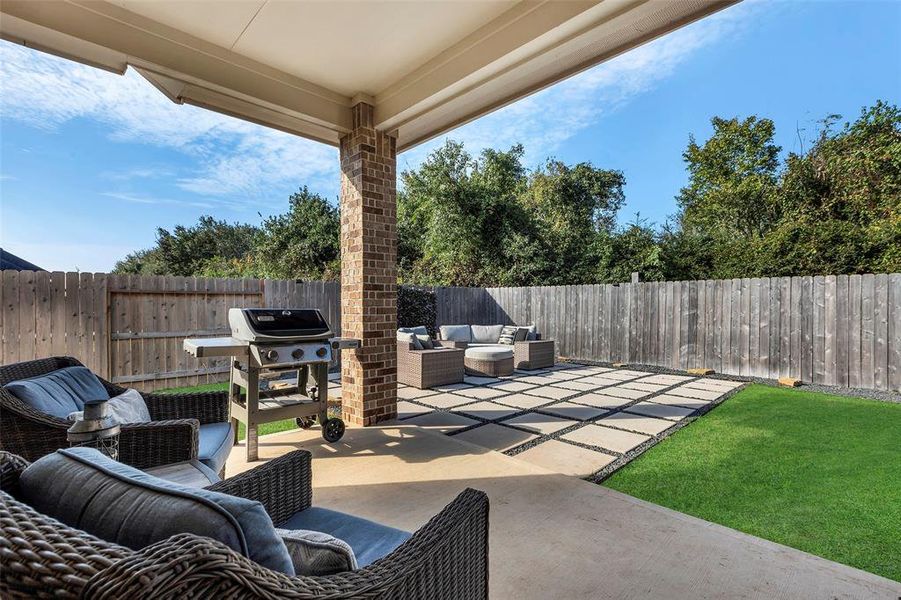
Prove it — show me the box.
[415,334,434,349]
[276,527,357,575]
[198,422,234,474]
[440,325,471,342]
[280,507,411,568]
[18,448,294,575]
[4,366,109,419]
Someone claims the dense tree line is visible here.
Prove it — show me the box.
[115,101,900,283]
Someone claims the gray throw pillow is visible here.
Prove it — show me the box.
[68,388,151,424]
[397,331,423,350]
[513,327,529,342]
[416,334,434,349]
[498,326,518,345]
[276,528,357,575]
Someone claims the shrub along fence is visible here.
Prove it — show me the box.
[1,271,899,392]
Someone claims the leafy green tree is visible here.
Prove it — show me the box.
[606,216,665,282]
[113,216,258,276]
[253,187,340,280]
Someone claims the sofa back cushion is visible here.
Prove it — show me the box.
[398,326,429,337]
[471,324,504,344]
[18,447,295,575]
[439,325,472,342]
[3,366,109,419]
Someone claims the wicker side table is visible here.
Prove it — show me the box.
[514,340,555,370]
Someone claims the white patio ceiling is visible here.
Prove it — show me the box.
[0,0,737,150]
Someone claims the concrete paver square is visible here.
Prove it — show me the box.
[600,385,651,400]
[514,439,615,477]
[453,386,509,400]
[625,401,695,421]
[519,375,560,385]
[455,401,518,421]
[404,410,479,433]
[540,401,607,421]
[639,374,694,385]
[453,423,538,452]
[396,400,434,420]
[578,366,614,375]
[398,386,439,400]
[580,375,624,386]
[684,379,744,391]
[419,393,475,409]
[464,375,501,386]
[432,382,474,392]
[488,380,536,393]
[620,381,669,393]
[551,380,600,392]
[561,424,650,453]
[514,369,549,376]
[495,393,553,410]
[667,386,723,401]
[598,412,674,436]
[652,394,712,410]
[522,386,579,400]
[503,412,576,435]
[546,370,588,381]
[570,393,630,410]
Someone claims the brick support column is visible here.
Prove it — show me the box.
[339,102,397,426]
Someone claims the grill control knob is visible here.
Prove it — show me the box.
[265,349,279,362]
[316,346,328,358]
[291,348,304,360]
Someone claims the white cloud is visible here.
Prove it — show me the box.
[0,40,339,203]
[101,191,215,209]
[400,1,760,170]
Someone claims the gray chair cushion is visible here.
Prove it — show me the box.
[4,366,109,419]
[397,330,423,349]
[471,324,504,344]
[439,325,471,342]
[280,506,411,568]
[520,325,538,341]
[199,422,234,474]
[276,527,358,575]
[18,447,294,575]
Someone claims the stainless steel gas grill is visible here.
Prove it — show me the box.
[184,308,359,462]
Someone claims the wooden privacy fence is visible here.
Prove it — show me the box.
[434,274,901,392]
[1,272,339,391]
[2,271,899,392]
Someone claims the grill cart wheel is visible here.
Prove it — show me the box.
[322,418,345,443]
[295,417,316,429]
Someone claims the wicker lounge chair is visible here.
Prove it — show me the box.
[0,449,490,600]
[397,341,465,389]
[0,356,230,470]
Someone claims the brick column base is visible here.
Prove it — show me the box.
[339,102,397,426]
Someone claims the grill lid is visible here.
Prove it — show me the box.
[229,308,332,341]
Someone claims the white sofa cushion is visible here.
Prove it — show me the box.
[464,345,513,360]
[440,325,472,342]
[470,325,503,344]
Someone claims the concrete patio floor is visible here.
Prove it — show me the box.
[226,424,901,600]
[334,363,747,481]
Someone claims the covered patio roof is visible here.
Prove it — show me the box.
[1,0,736,151]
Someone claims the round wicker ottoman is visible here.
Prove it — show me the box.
[464,346,514,377]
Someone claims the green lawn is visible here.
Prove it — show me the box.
[604,384,901,582]
[157,382,298,441]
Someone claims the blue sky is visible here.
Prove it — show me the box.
[1,0,899,273]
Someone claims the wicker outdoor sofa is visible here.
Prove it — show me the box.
[0,449,490,600]
[0,356,230,470]
[438,325,556,371]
